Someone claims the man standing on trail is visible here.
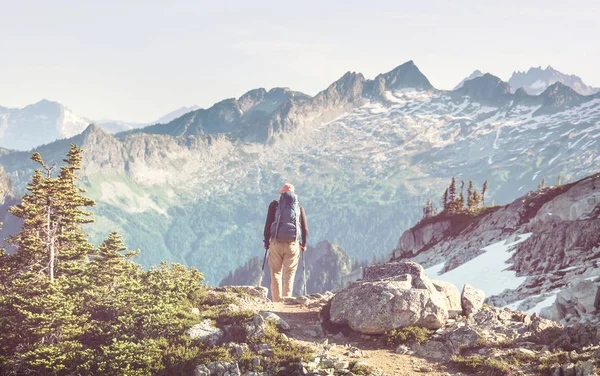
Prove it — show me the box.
[263,183,308,302]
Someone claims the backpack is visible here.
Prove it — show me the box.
[270,191,300,241]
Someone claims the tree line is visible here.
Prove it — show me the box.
[422,178,489,220]
[0,145,227,375]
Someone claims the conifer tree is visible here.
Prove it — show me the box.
[448,178,457,213]
[467,180,474,210]
[538,177,546,190]
[482,180,488,206]
[472,190,482,208]
[8,144,95,282]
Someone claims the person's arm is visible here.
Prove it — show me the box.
[263,201,278,249]
[299,204,308,248]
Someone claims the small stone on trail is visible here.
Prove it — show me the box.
[259,311,290,330]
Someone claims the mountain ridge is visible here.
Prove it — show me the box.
[0,60,599,283]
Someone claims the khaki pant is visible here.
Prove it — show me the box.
[268,239,300,302]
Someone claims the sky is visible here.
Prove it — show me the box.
[1,0,599,122]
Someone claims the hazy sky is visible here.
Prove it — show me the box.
[2,0,599,122]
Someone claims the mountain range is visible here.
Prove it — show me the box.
[0,60,598,284]
[0,100,201,150]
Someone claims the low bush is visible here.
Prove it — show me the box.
[384,326,433,347]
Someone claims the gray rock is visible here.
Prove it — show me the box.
[244,314,266,339]
[296,296,311,305]
[194,364,210,376]
[257,343,272,356]
[207,361,241,376]
[461,284,485,317]
[547,279,600,323]
[432,280,462,318]
[187,320,224,346]
[195,361,241,376]
[259,311,290,330]
[330,261,448,333]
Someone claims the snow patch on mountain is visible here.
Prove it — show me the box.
[425,233,532,299]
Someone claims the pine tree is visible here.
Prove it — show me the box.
[482,180,488,206]
[538,177,546,190]
[467,180,474,210]
[472,190,481,208]
[448,178,457,213]
[8,144,95,282]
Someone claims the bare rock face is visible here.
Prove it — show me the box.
[432,280,462,318]
[392,219,452,259]
[329,261,448,333]
[461,284,485,317]
[543,279,600,325]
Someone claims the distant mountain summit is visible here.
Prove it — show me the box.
[508,66,600,95]
[0,100,89,151]
[0,100,205,150]
[453,70,485,90]
[154,105,202,124]
[453,73,512,103]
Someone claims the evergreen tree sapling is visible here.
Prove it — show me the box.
[467,180,474,210]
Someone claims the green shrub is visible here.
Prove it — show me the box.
[450,355,510,376]
[250,321,313,375]
[385,326,433,347]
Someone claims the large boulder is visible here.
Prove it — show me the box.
[461,284,485,317]
[432,280,462,318]
[329,261,449,334]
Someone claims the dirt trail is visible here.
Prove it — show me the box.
[243,298,457,376]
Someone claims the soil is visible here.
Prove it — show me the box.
[240,297,459,376]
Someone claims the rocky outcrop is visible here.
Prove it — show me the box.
[392,219,452,260]
[541,279,600,325]
[392,173,600,321]
[329,261,449,333]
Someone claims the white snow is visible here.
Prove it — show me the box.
[525,293,558,314]
[424,233,532,298]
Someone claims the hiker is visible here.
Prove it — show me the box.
[263,183,308,302]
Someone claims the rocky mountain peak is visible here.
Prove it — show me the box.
[453,70,485,90]
[380,60,433,90]
[21,99,63,116]
[509,66,600,96]
[453,73,512,103]
[238,88,268,112]
[535,81,586,113]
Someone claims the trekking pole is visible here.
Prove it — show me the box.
[302,250,307,296]
[258,248,268,287]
